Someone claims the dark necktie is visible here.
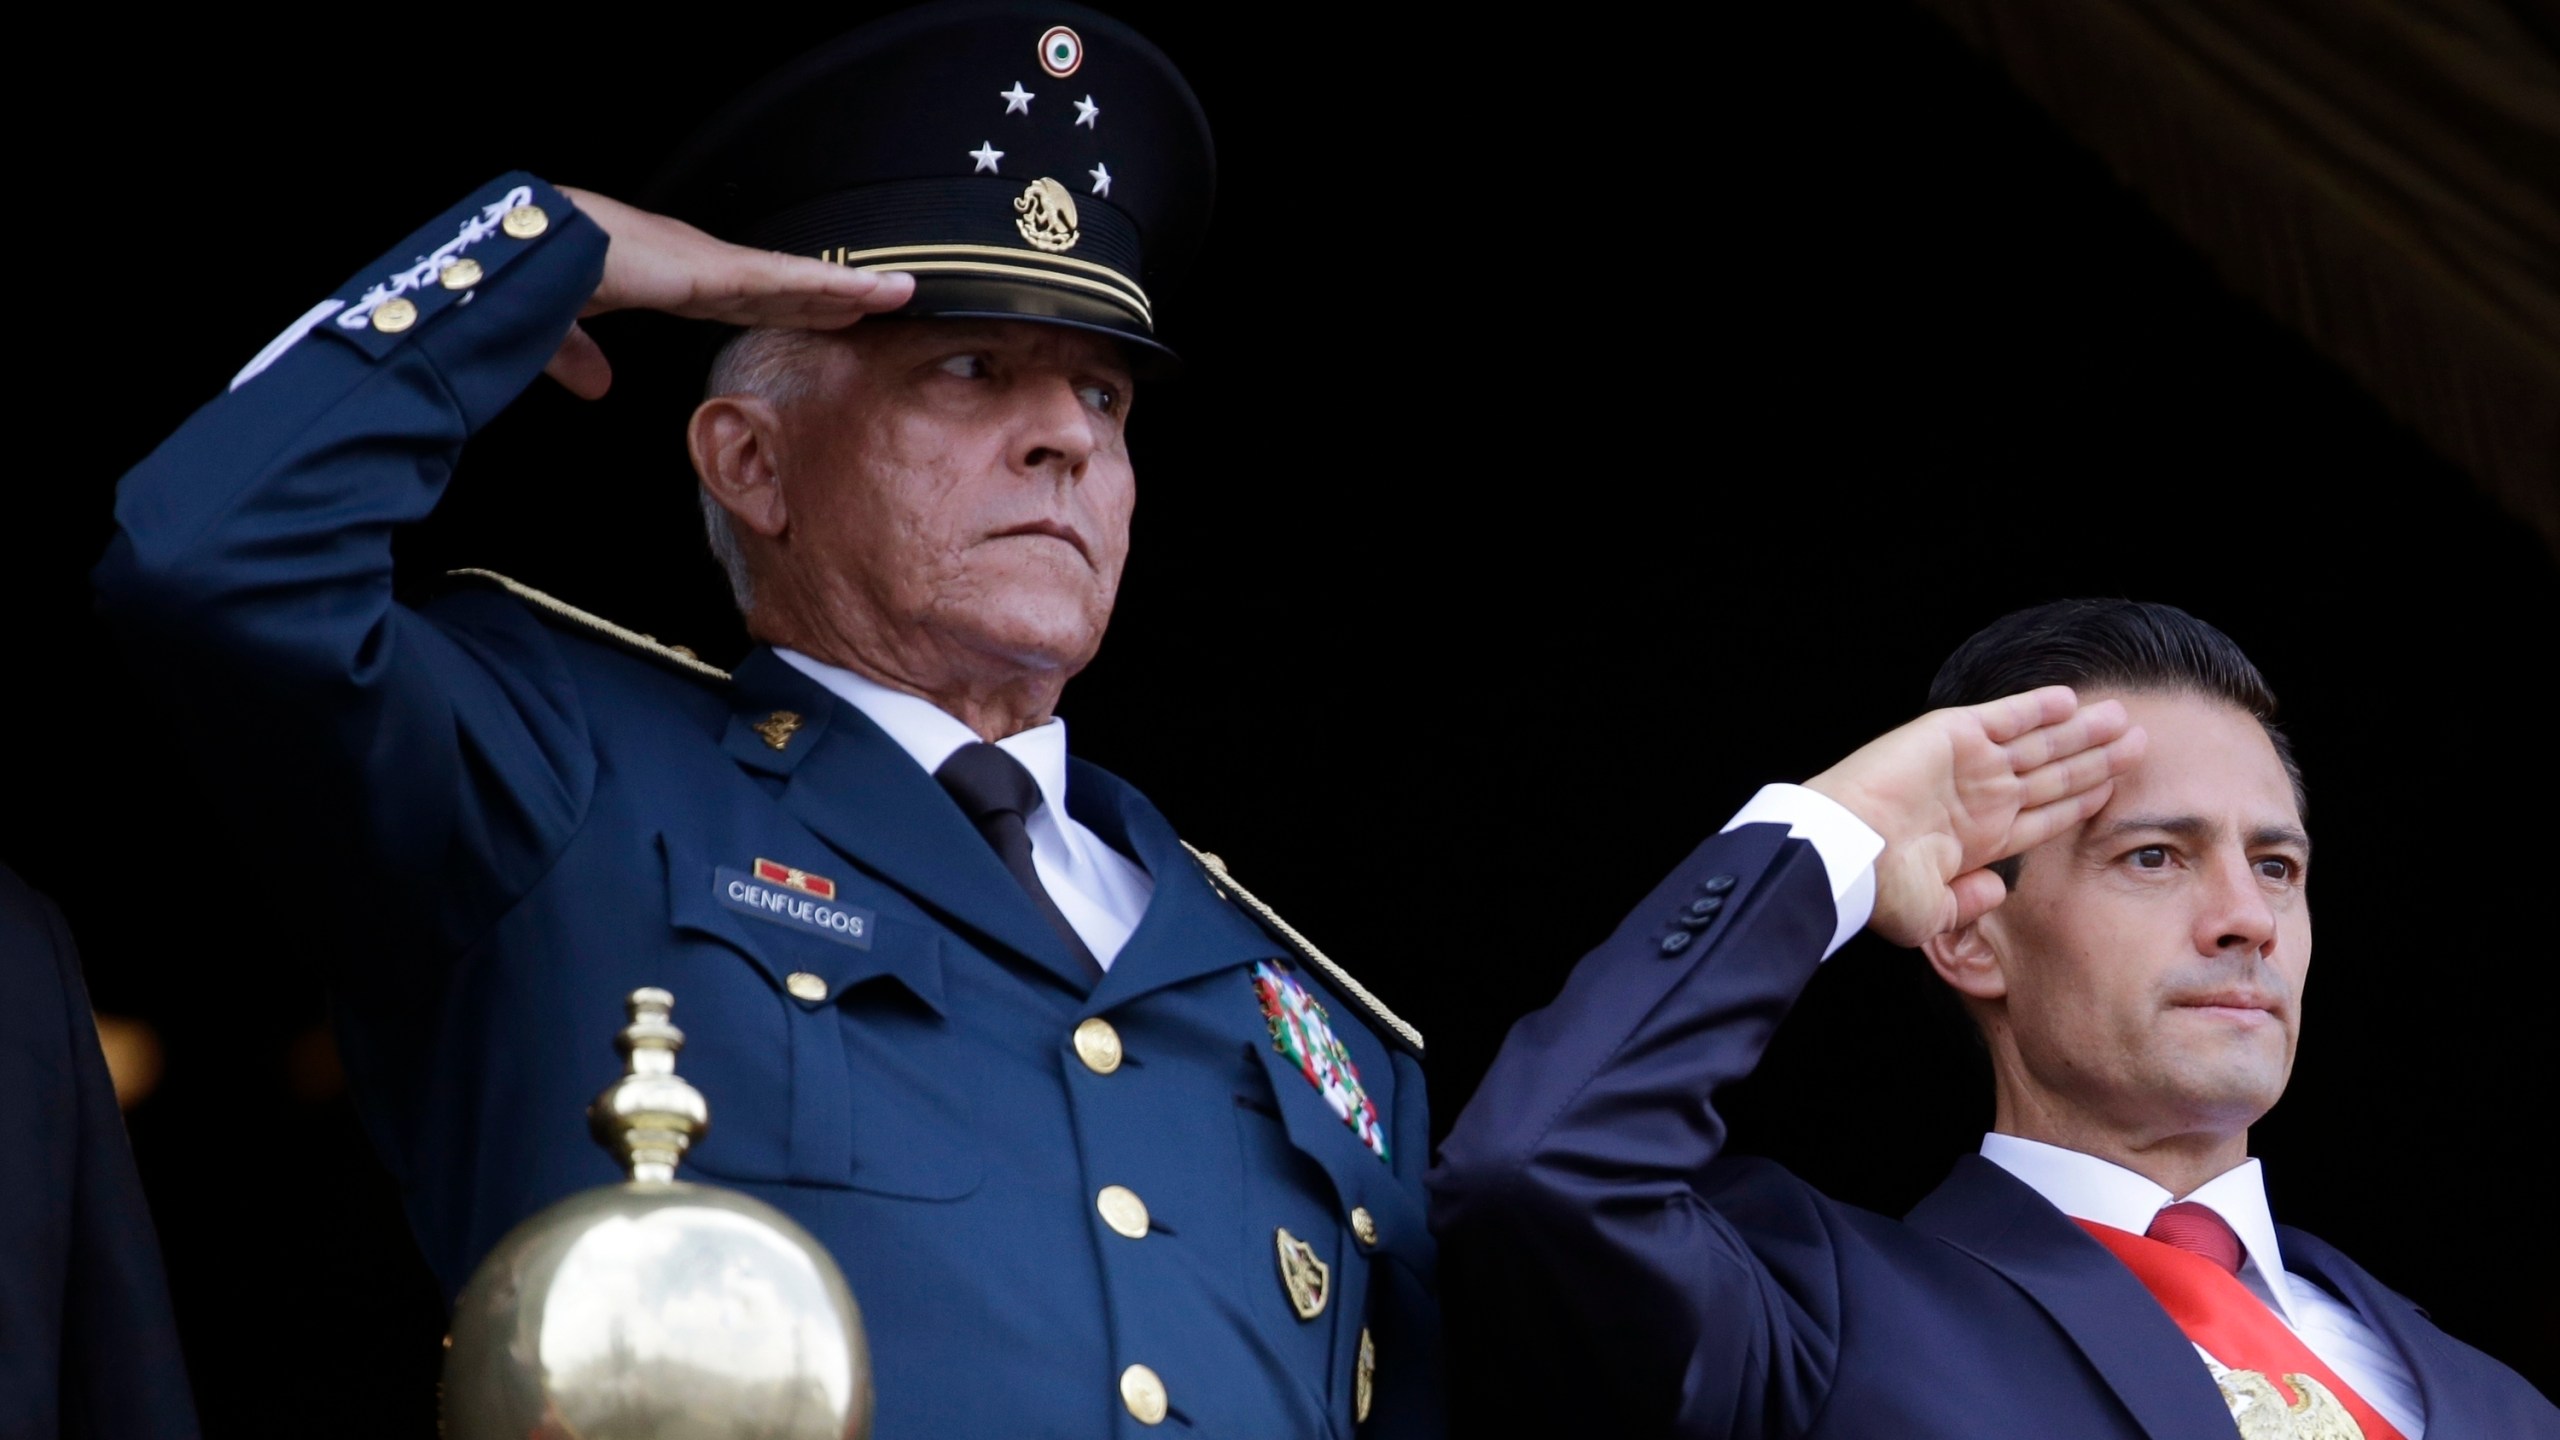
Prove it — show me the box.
[2146,1201,2246,1275]
[934,741,1103,983]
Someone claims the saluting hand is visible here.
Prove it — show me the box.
[1806,687,2144,948]
[542,187,917,400]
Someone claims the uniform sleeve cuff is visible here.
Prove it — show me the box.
[1720,783,1882,958]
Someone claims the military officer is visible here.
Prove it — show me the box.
[94,5,1434,1436]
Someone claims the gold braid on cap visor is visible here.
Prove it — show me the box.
[810,243,1153,329]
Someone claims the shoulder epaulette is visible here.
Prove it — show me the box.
[1183,842,1424,1058]
[443,568,732,685]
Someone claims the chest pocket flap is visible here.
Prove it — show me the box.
[1249,1039,1433,1279]
[660,833,976,1198]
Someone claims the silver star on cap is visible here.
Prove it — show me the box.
[1073,95,1100,128]
[1001,82,1034,115]
[970,141,1004,174]
[1088,161,1113,197]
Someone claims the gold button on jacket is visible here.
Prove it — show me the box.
[1119,1364,1168,1425]
[1356,1328,1377,1422]
[1073,1016,1122,1074]
[1096,1185,1149,1239]
[1350,1206,1379,1247]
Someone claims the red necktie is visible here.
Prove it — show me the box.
[2077,1203,2406,1440]
[2147,1201,2246,1273]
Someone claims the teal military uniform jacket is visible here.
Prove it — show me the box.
[96,175,1439,1439]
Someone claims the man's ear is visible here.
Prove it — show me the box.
[689,394,790,539]
[1923,917,2010,1003]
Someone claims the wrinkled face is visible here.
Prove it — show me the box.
[1979,690,2313,1141]
[774,318,1136,681]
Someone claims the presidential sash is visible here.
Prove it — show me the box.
[2077,1219,2406,1440]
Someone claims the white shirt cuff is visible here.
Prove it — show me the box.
[1720,783,1883,958]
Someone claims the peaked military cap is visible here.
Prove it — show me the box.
[652,1,1214,360]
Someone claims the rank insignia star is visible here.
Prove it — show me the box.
[1000,81,1034,114]
[1072,94,1099,128]
[1253,960,1389,1161]
[1088,162,1113,197]
[970,140,1005,174]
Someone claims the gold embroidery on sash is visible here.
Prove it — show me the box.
[2200,1350,2367,1439]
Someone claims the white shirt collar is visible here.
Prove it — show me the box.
[1979,1134,2301,1328]
[774,648,1074,821]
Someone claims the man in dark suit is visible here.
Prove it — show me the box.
[1431,600,2556,1437]
[94,7,1432,1435]
[0,864,198,1439]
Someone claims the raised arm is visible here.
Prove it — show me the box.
[92,177,908,955]
[1429,689,2140,1435]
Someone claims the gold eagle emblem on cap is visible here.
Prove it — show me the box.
[1013,177,1081,253]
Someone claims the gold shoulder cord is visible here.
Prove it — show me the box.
[1183,842,1424,1055]
[446,569,732,683]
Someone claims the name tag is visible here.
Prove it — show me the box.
[715,866,875,949]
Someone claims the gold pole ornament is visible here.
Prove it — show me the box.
[587,986,709,1183]
[442,988,875,1438]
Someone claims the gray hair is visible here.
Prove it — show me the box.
[699,327,828,613]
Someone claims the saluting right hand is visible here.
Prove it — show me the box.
[541,186,916,400]
[1806,687,2144,948]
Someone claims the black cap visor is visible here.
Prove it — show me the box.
[895,273,1179,373]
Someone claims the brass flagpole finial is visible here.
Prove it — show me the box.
[446,987,870,1435]
[586,987,709,1183]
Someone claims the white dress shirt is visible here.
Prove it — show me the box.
[1978,1136,2424,1436]
[1719,786,2424,1434]
[1720,783,1884,956]
[776,649,1154,968]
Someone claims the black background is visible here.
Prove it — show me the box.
[13,3,2554,1431]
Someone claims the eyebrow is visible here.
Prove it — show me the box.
[2252,825,2314,857]
[2087,814,2313,856]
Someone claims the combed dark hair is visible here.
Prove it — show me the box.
[1927,599,2305,886]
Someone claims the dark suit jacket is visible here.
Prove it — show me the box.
[95,174,1437,1439]
[0,865,198,1440]
[1429,825,2556,1437]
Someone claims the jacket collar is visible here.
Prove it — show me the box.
[721,649,1279,1006]
[1977,1135,2302,1329]
[1906,1154,2238,1440]
[2278,1227,2473,1436]
[1067,759,1284,1010]
[720,648,1096,994]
